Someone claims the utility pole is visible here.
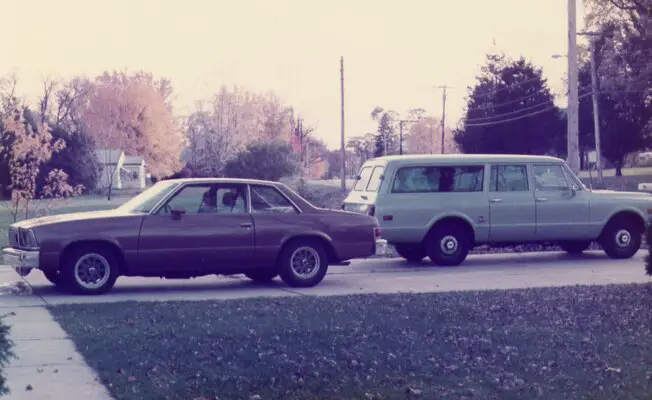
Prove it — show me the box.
[435,85,451,154]
[340,56,346,191]
[399,120,404,155]
[579,31,603,184]
[567,0,580,173]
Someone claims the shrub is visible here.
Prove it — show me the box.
[0,317,13,395]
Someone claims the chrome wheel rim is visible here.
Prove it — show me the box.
[290,247,320,279]
[74,253,111,290]
[440,235,459,255]
[615,229,632,248]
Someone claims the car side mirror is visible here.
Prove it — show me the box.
[171,208,186,219]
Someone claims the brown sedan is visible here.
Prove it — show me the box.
[2,178,380,294]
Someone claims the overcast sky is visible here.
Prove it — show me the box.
[3,0,589,149]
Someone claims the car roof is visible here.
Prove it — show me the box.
[367,154,564,165]
[161,177,283,186]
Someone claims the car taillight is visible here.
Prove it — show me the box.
[374,227,382,237]
[368,205,375,216]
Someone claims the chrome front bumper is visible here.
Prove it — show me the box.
[2,247,40,269]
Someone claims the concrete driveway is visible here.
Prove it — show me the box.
[2,250,649,306]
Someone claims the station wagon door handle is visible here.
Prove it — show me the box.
[240,222,253,228]
[536,197,548,202]
[489,198,502,203]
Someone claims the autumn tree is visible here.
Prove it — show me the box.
[1,107,81,221]
[80,71,184,182]
[347,133,376,168]
[454,54,566,155]
[223,140,298,181]
[405,115,458,155]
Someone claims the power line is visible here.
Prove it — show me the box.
[462,91,596,127]
[466,100,555,122]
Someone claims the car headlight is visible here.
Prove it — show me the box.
[19,228,39,249]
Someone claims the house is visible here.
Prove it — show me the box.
[121,156,147,190]
[95,149,147,191]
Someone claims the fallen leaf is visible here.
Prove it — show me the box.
[117,368,125,374]
[605,367,622,373]
[128,376,137,382]
[407,387,421,396]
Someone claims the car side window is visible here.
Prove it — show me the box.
[533,164,569,191]
[159,184,248,215]
[391,165,484,193]
[250,185,299,214]
[490,165,529,192]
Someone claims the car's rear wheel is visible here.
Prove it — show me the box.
[600,219,642,259]
[558,240,591,255]
[244,269,278,282]
[61,245,120,295]
[394,244,427,262]
[42,269,62,286]
[277,239,328,287]
[425,223,471,267]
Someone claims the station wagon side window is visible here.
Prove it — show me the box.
[157,184,248,215]
[489,165,529,192]
[532,164,570,191]
[365,166,385,192]
[353,167,373,191]
[250,185,299,214]
[391,165,484,193]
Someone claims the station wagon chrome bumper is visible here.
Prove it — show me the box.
[2,247,40,270]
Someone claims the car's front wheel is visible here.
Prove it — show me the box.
[244,269,278,283]
[61,245,120,295]
[394,244,427,262]
[600,219,642,259]
[277,239,329,287]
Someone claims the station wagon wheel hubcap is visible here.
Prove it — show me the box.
[615,229,632,248]
[74,253,111,290]
[290,246,320,279]
[440,235,459,255]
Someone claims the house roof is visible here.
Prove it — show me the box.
[123,155,145,166]
[95,149,124,165]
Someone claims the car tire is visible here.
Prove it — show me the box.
[559,240,591,255]
[61,245,120,295]
[600,219,642,259]
[394,244,427,262]
[244,269,279,282]
[425,223,471,267]
[277,239,329,287]
[42,269,62,286]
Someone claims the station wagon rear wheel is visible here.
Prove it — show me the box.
[277,240,328,287]
[61,245,120,295]
[425,223,471,267]
[600,220,641,259]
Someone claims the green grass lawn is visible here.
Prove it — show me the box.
[49,284,652,400]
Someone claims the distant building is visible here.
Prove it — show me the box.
[95,149,147,190]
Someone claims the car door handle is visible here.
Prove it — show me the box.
[240,222,253,228]
[536,197,548,202]
[489,198,502,203]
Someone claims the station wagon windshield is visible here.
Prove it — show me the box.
[117,181,181,213]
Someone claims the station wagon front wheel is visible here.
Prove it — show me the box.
[277,240,328,287]
[425,223,471,267]
[600,221,642,259]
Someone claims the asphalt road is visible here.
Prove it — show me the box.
[1,250,649,306]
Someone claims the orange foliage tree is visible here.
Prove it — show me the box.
[80,71,184,180]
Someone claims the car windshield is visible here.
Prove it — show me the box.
[117,181,180,213]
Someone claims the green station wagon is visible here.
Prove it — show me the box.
[343,154,652,266]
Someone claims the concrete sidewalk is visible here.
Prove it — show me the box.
[1,268,113,400]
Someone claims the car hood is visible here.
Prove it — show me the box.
[591,189,652,199]
[11,209,131,230]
